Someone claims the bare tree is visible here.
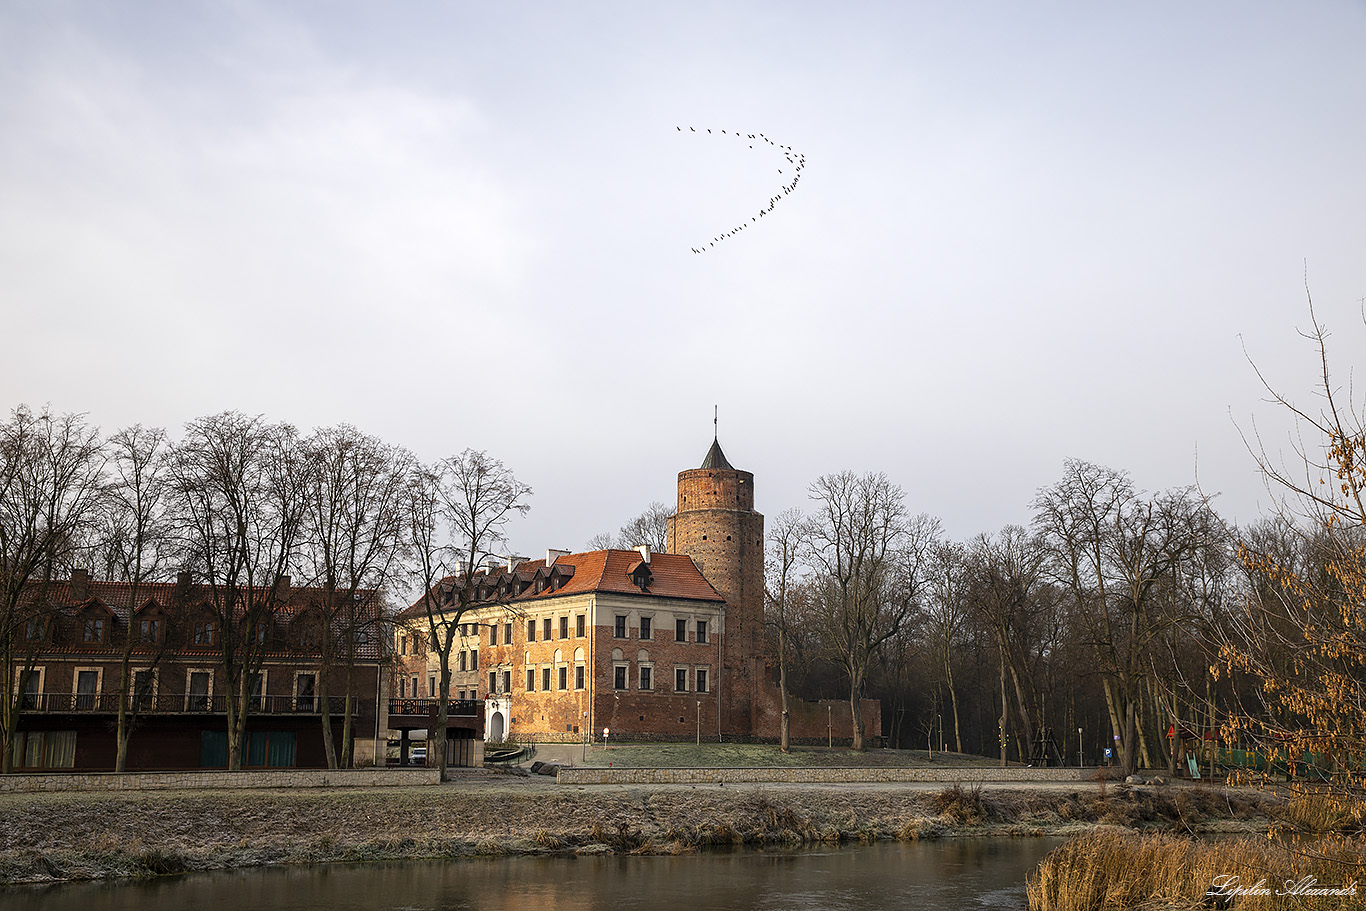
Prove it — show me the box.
[966,526,1049,765]
[924,539,969,754]
[764,507,805,752]
[616,501,672,551]
[405,451,530,780]
[166,413,306,771]
[1034,460,1217,775]
[0,406,106,773]
[803,471,937,750]
[102,424,173,772]
[298,425,411,768]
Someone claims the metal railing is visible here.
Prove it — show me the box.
[387,698,479,717]
[18,692,354,715]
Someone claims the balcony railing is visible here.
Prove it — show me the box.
[387,698,479,718]
[18,692,354,715]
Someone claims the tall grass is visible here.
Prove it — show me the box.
[1027,829,1365,911]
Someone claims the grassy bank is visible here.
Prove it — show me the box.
[572,743,1004,768]
[0,777,1277,886]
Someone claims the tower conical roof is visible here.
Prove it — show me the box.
[700,438,733,470]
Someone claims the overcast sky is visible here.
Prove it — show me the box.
[4,1,1366,555]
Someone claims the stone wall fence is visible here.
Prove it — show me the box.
[0,767,441,792]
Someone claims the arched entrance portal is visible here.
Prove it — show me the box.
[489,711,505,743]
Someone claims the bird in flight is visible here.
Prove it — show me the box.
[678,125,808,254]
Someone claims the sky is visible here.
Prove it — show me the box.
[3,1,1366,556]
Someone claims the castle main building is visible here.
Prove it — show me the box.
[395,438,878,748]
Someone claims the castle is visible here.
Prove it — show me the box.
[393,437,879,752]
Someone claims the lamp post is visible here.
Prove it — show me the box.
[1078,727,1084,767]
[827,704,832,749]
[696,700,701,745]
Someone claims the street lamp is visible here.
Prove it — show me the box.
[696,700,701,745]
[1078,728,1083,767]
[827,704,832,749]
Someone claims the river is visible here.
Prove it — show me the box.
[3,839,1063,911]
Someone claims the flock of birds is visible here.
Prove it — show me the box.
[677,126,806,253]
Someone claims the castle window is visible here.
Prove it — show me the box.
[696,620,708,644]
[614,665,627,690]
[459,650,467,672]
[527,668,535,691]
[639,666,652,691]
[399,635,407,655]
[527,619,536,642]
[429,676,436,697]
[676,619,687,642]
[399,677,406,698]
[640,617,652,640]
[503,670,511,693]
[490,625,498,646]
[558,666,568,690]
[696,669,708,692]
[543,617,552,640]
[489,671,497,694]
[675,668,688,692]
[82,617,105,643]
[559,616,569,639]
[576,615,585,637]
[471,650,478,670]
[542,666,551,691]
[614,615,626,638]
[504,622,512,643]
[138,618,160,643]
[575,665,585,689]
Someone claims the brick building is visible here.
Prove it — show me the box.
[395,438,879,750]
[8,571,383,771]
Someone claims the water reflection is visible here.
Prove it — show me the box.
[4,839,1062,911]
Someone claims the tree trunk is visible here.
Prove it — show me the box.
[999,659,1009,767]
[944,643,963,754]
[778,625,789,753]
[849,674,865,752]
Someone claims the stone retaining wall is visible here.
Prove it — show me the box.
[0,767,442,792]
[556,766,1096,785]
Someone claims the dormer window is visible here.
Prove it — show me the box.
[193,620,217,646]
[82,617,105,643]
[138,618,160,643]
[25,617,47,641]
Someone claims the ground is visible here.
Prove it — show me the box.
[0,766,1280,886]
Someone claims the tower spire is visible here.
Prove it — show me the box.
[714,404,718,441]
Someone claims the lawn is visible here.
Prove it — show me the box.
[576,742,1005,768]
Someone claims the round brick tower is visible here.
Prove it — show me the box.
[665,437,765,737]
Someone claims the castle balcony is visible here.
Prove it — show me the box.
[386,697,479,724]
[19,692,358,716]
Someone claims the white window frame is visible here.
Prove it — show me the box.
[185,667,214,711]
[72,666,104,709]
[294,670,319,711]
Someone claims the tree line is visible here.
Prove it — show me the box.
[0,407,529,776]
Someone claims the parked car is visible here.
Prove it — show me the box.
[408,746,427,766]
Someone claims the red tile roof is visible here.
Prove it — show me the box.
[401,549,722,617]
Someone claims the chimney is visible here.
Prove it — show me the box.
[483,556,500,574]
[70,568,88,602]
[546,548,570,566]
[636,545,652,564]
[453,559,465,576]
